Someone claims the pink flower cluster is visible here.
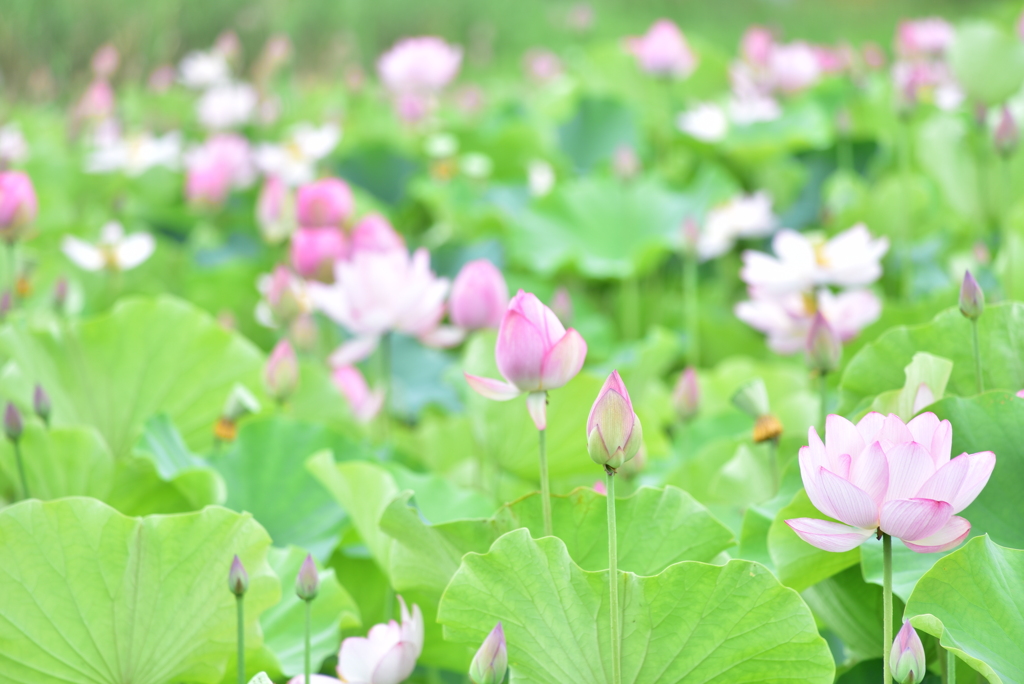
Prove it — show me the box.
[891,18,962,110]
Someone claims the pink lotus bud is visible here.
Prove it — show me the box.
[215,30,242,62]
[148,65,176,93]
[586,370,643,470]
[626,19,697,78]
[550,287,573,325]
[890,621,926,684]
[4,402,22,443]
[290,227,348,281]
[295,553,320,601]
[0,290,12,318]
[680,218,700,254]
[349,213,405,255]
[91,44,120,79]
[741,26,774,66]
[862,43,886,70]
[897,18,954,58]
[53,277,68,310]
[395,92,432,123]
[524,49,562,83]
[185,162,232,208]
[672,367,700,420]
[593,479,607,494]
[469,623,508,684]
[995,107,1018,156]
[256,176,295,243]
[0,171,38,242]
[228,555,249,596]
[265,340,299,401]
[959,270,985,320]
[806,312,842,373]
[75,79,115,122]
[262,266,304,323]
[450,259,509,330]
[33,384,50,426]
[296,178,353,227]
[332,365,385,423]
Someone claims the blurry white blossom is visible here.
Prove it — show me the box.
[254,122,341,186]
[61,221,155,272]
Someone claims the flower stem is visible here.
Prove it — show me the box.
[539,427,552,537]
[304,599,312,684]
[897,115,914,300]
[883,533,893,684]
[768,438,779,495]
[946,647,957,684]
[236,594,245,684]
[621,275,641,340]
[685,249,700,367]
[13,441,29,500]
[379,332,392,446]
[819,371,828,432]
[606,467,621,684]
[971,319,984,394]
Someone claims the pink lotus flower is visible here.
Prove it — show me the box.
[897,18,955,58]
[291,227,348,281]
[74,79,115,123]
[91,44,120,79]
[297,178,354,227]
[148,65,177,93]
[255,265,310,328]
[767,41,822,93]
[786,412,995,553]
[626,19,697,78]
[672,367,700,420]
[185,162,231,207]
[465,290,587,430]
[741,224,889,296]
[735,288,881,355]
[265,339,299,401]
[741,26,775,67]
[450,259,509,330]
[0,171,37,241]
[524,49,563,83]
[196,82,257,130]
[332,365,385,423]
[184,134,255,207]
[377,37,463,94]
[256,176,295,244]
[310,247,450,365]
[587,371,642,470]
[350,214,406,255]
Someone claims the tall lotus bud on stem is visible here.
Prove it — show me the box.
[450,259,509,330]
[265,340,299,403]
[296,178,353,227]
[230,555,249,684]
[994,106,1018,157]
[806,312,842,374]
[229,555,249,597]
[216,384,260,442]
[889,621,926,684]
[959,270,985,320]
[4,402,22,443]
[295,553,319,601]
[469,623,508,684]
[672,367,699,421]
[33,384,50,426]
[586,371,642,471]
[0,171,38,244]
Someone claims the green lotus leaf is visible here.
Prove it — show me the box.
[768,489,861,591]
[949,21,1024,105]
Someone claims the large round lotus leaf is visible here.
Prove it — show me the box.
[949,21,1024,105]
[0,296,266,458]
[438,528,835,684]
[0,497,279,684]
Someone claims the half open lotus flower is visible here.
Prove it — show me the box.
[787,412,995,553]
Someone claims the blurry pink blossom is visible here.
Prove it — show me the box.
[550,286,573,325]
[148,65,177,93]
[741,27,774,67]
[450,259,509,330]
[265,339,299,402]
[455,86,486,116]
[256,176,295,244]
[332,365,385,423]
[74,80,115,123]
[593,479,607,494]
[612,145,640,179]
[196,82,257,130]
[291,227,348,280]
[768,42,822,93]
[214,30,242,63]
[91,44,120,79]
[567,3,595,32]
[897,18,955,58]
[0,171,37,240]
[350,214,406,255]
[378,37,463,94]
[626,19,697,78]
[524,49,563,83]
[255,265,310,328]
[297,177,354,227]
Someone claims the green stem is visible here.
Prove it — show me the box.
[1002,155,1015,297]
[13,441,28,500]
[768,438,779,495]
[378,333,392,445]
[819,371,829,432]
[539,427,552,537]
[236,594,245,684]
[606,467,621,684]
[946,646,957,684]
[621,276,641,340]
[6,242,14,301]
[685,249,700,367]
[897,115,914,300]
[304,599,312,684]
[883,533,893,684]
[972,319,984,394]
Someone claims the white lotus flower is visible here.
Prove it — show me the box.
[85,130,182,176]
[62,222,156,272]
[698,192,777,261]
[254,123,341,186]
[196,82,257,130]
[179,51,231,89]
[0,125,29,164]
[677,103,728,142]
[528,159,555,197]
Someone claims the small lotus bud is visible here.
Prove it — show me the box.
[450,259,509,331]
[890,621,926,684]
[731,378,770,418]
[550,287,573,325]
[33,384,50,425]
[586,371,643,470]
[53,277,68,310]
[0,171,38,243]
[4,402,22,443]
[289,313,319,352]
[681,218,700,254]
[994,106,1018,156]
[228,555,249,597]
[469,622,508,684]
[672,367,700,420]
[296,178,353,227]
[806,312,842,373]
[295,553,320,601]
[265,340,299,402]
[959,270,985,320]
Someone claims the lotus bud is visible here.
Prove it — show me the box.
[959,270,984,320]
[469,623,508,684]
[806,312,842,373]
[550,286,573,325]
[290,227,347,281]
[0,290,12,318]
[91,44,120,79]
[53,277,68,310]
[586,371,643,471]
[3,402,22,443]
[33,384,50,426]
[0,171,38,243]
[994,106,1018,156]
[681,218,700,254]
[228,555,249,597]
[450,259,509,330]
[296,178,353,227]
[289,313,319,353]
[265,340,299,402]
[889,621,926,684]
[672,367,700,420]
[295,553,320,601]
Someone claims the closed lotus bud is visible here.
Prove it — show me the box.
[33,384,50,425]
[290,227,347,281]
[959,270,985,320]
[586,371,643,470]
[296,178,353,227]
[228,555,249,597]
[0,171,38,243]
[4,402,22,443]
[806,312,842,373]
[672,367,699,420]
[295,553,320,601]
[994,106,1018,157]
[450,259,509,330]
[890,621,926,684]
[469,622,508,684]
[265,340,299,402]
